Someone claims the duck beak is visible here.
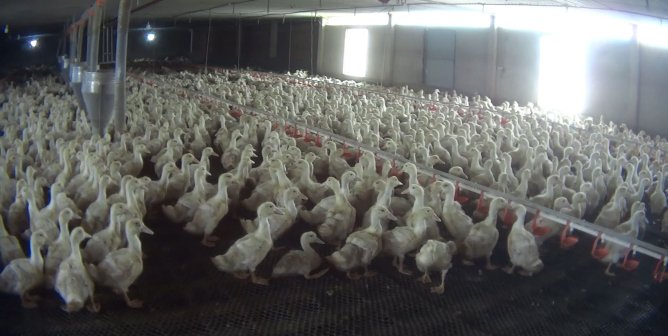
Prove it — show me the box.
[314,237,325,244]
[432,212,441,222]
[72,214,82,220]
[274,207,285,215]
[141,225,155,235]
[400,189,411,195]
[211,153,220,157]
[387,212,398,221]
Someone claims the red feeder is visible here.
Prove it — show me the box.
[230,110,242,119]
[529,211,551,237]
[621,246,639,272]
[314,134,322,147]
[653,257,668,283]
[560,222,579,249]
[501,201,516,228]
[389,160,401,177]
[454,181,470,205]
[591,233,609,260]
[475,192,489,216]
[500,117,509,125]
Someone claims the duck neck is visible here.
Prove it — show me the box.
[411,191,425,211]
[29,238,44,267]
[368,211,383,235]
[216,181,229,201]
[256,217,273,241]
[127,231,142,253]
[57,219,70,242]
[377,183,394,207]
[485,201,502,226]
[301,237,318,256]
[69,236,84,261]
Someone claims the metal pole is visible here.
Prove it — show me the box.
[87,3,102,71]
[236,18,242,70]
[288,21,292,72]
[113,0,132,134]
[204,10,212,74]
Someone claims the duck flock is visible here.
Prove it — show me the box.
[0,66,666,313]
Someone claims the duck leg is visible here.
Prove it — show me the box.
[485,256,498,271]
[503,264,515,275]
[21,294,38,309]
[604,262,616,277]
[87,297,101,313]
[305,268,329,280]
[362,266,377,278]
[123,291,144,309]
[418,272,432,284]
[391,256,399,268]
[201,234,219,247]
[397,256,413,275]
[430,269,449,294]
[251,272,269,285]
[233,272,250,279]
[461,259,475,266]
[346,271,362,280]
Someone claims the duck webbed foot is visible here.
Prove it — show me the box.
[502,265,515,274]
[233,272,250,279]
[201,234,219,247]
[346,271,362,280]
[304,268,329,280]
[604,263,616,277]
[484,257,498,271]
[123,291,144,309]
[418,272,432,284]
[397,257,413,275]
[251,272,269,285]
[87,301,101,313]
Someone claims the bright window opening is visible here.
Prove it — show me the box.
[342,28,368,78]
[638,24,668,49]
[538,34,588,117]
[324,14,388,26]
[392,11,491,28]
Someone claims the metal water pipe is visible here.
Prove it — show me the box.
[113,0,132,133]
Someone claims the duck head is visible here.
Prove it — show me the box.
[257,202,285,217]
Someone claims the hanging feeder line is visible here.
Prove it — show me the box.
[131,73,668,280]
[228,68,666,158]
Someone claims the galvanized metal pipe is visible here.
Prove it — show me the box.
[113,0,132,133]
[87,2,103,71]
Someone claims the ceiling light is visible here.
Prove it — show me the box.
[29,39,38,48]
[146,32,156,42]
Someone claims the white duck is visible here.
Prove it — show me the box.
[600,209,643,276]
[162,166,210,223]
[44,209,80,287]
[300,171,359,226]
[316,177,357,246]
[0,216,25,267]
[504,205,543,276]
[87,219,154,308]
[184,173,231,247]
[83,203,127,264]
[0,230,49,308]
[271,231,328,279]
[83,175,113,234]
[326,205,396,279]
[383,207,439,275]
[211,202,284,285]
[55,227,99,313]
[462,198,506,269]
[440,182,473,245]
[241,186,306,241]
[415,239,457,294]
